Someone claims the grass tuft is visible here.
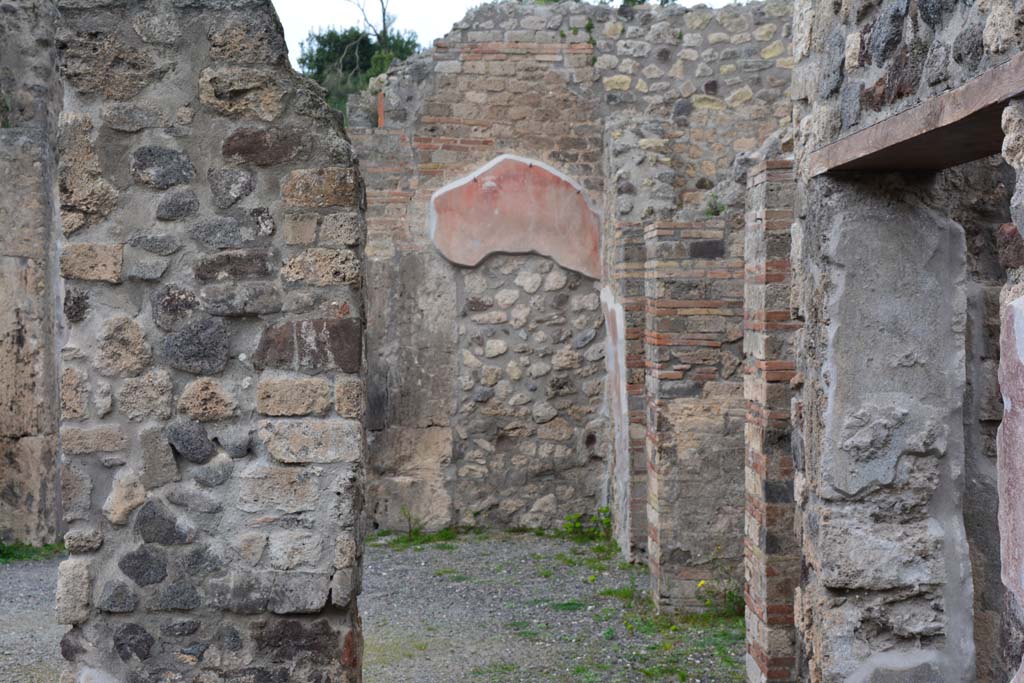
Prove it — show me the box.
[0,542,65,565]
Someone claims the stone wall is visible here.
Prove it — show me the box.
[1000,99,1024,683]
[450,253,609,528]
[52,1,367,680]
[349,0,794,585]
[793,174,976,682]
[790,0,1024,677]
[792,0,1024,152]
[0,0,61,545]
[946,158,1024,683]
[348,2,609,532]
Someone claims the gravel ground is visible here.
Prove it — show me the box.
[0,532,744,683]
[0,557,64,683]
[362,529,745,683]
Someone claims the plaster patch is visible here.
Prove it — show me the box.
[428,155,602,278]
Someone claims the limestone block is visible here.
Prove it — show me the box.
[335,376,365,419]
[118,370,173,421]
[281,167,361,208]
[178,378,236,421]
[199,67,287,121]
[61,461,92,522]
[61,32,165,100]
[257,419,362,464]
[257,377,332,416]
[60,244,123,283]
[139,427,179,489]
[56,558,91,624]
[208,14,288,65]
[268,531,322,570]
[102,468,146,525]
[282,248,360,286]
[61,426,127,455]
[237,465,322,513]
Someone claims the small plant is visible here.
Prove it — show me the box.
[560,506,613,542]
[694,544,744,616]
[704,192,725,217]
[550,598,586,612]
[0,542,65,564]
[0,93,11,129]
[400,504,423,539]
[385,526,461,551]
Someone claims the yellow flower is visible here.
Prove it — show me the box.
[697,580,706,588]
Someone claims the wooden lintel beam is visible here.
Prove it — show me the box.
[807,52,1024,176]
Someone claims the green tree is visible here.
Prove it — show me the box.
[298,0,418,112]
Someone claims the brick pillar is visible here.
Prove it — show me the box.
[54,2,366,681]
[609,220,650,559]
[999,98,1024,683]
[742,160,798,682]
[644,217,746,612]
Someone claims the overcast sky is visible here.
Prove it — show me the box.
[273,1,734,70]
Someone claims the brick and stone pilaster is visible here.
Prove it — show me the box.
[742,159,798,683]
[644,216,746,612]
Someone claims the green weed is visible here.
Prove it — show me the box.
[0,542,65,564]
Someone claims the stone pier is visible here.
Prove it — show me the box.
[52,1,367,680]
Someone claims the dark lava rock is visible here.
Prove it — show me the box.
[194,457,233,487]
[161,620,201,637]
[208,168,255,209]
[130,233,181,256]
[131,146,195,189]
[60,628,86,662]
[113,623,154,662]
[194,249,276,281]
[222,126,310,167]
[151,284,200,332]
[251,619,341,664]
[161,316,230,375]
[200,283,282,317]
[118,545,168,586]
[156,188,199,221]
[63,288,90,323]
[97,580,138,613]
[155,579,201,611]
[134,500,193,545]
[166,419,217,464]
[868,0,908,65]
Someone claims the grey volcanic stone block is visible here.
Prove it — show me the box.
[161,317,230,375]
[131,146,195,189]
[130,233,181,256]
[166,420,216,464]
[155,189,199,221]
[154,580,201,611]
[113,623,154,662]
[97,580,138,613]
[133,500,194,545]
[118,545,168,586]
[151,284,200,332]
[208,168,255,208]
[200,283,282,316]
